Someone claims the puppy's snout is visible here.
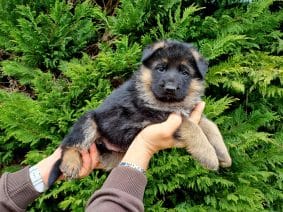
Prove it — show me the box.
[165,84,177,93]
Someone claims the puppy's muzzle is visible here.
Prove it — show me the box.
[165,84,178,94]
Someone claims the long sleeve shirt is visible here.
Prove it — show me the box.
[0,166,147,211]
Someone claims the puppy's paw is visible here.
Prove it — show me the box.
[187,144,219,171]
[218,152,232,168]
[199,155,219,171]
[204,136,232,168]
[60,148,82,179]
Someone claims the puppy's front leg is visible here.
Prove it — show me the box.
[60,111,99,179]
[175,119,219,170]
[199,117,232,168]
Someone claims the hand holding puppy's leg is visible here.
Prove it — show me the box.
[60,111,99,179]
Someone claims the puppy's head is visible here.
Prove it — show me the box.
[140,40,207,103]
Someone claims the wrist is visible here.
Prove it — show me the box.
[119,162,146,175]
[36,149,61,186]
[121,138,154,171]
[134,134,157,157]
[36,158,51,185]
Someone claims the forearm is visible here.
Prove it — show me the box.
[0,148,61,211]
[86,166,146,212]
[120,136,154,171]
[0,167,41,212]
[86,136,152,211]
[36,148,61,185]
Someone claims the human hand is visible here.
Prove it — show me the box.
[120,101,205,171]
[134,101,205,156]
[74,144,100,178]
[37,144,99,185]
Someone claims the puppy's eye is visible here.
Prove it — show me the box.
[179,65,190,76]
[181,70,189,76]
[156,65,166,73]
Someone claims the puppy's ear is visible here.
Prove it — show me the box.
[141,41,166,64]
[190,48,208,79]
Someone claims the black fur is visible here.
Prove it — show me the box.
[48,159,62,187]
[92,80,170,150]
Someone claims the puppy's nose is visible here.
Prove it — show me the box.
[165,84,177,93]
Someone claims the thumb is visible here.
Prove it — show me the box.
[159,112,182,135]
[189,101,205,124]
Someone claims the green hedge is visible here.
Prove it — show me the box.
[0,0,282,211]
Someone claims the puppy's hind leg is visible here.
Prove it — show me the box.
[175,119,219,170]
[199,117,232,168]
[60,111,99,179]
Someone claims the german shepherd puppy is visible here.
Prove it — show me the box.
[48,40,232,186]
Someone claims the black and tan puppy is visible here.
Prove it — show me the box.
[48,40,231,186]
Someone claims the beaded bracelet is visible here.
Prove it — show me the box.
[119,162,146,175]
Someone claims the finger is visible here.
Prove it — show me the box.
[189,101,205,124]
[51,147,62,159]
[159,112,182,135]
[79,149,92,177]
[53,147,62,155]
[89,144,100,169]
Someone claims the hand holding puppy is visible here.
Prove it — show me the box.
[119,102,205,171]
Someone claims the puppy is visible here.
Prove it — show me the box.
[48,40,232,186]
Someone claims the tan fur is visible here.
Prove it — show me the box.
[98,152,124,170]
[162,58,168,63]
[81,118,99,149]
[60,148,82,179]
[180,61,195,76]
[199,117,232,167]
[190,48,202,61]
[175,119,219,170]
[152,41,165,51]
[184,79,204,110]
[136,66,203,114]
[174,116,232,170]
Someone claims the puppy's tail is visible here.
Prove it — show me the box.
[47,159,62,187]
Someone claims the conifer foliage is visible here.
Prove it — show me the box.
[0,0,282,211]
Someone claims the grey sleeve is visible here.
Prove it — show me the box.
[0,166,41,212]
[86,166,147,212]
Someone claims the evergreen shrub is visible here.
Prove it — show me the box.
[0,0,282,211]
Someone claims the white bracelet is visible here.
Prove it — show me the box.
[29,165,48,193]
[119,162,146,175]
